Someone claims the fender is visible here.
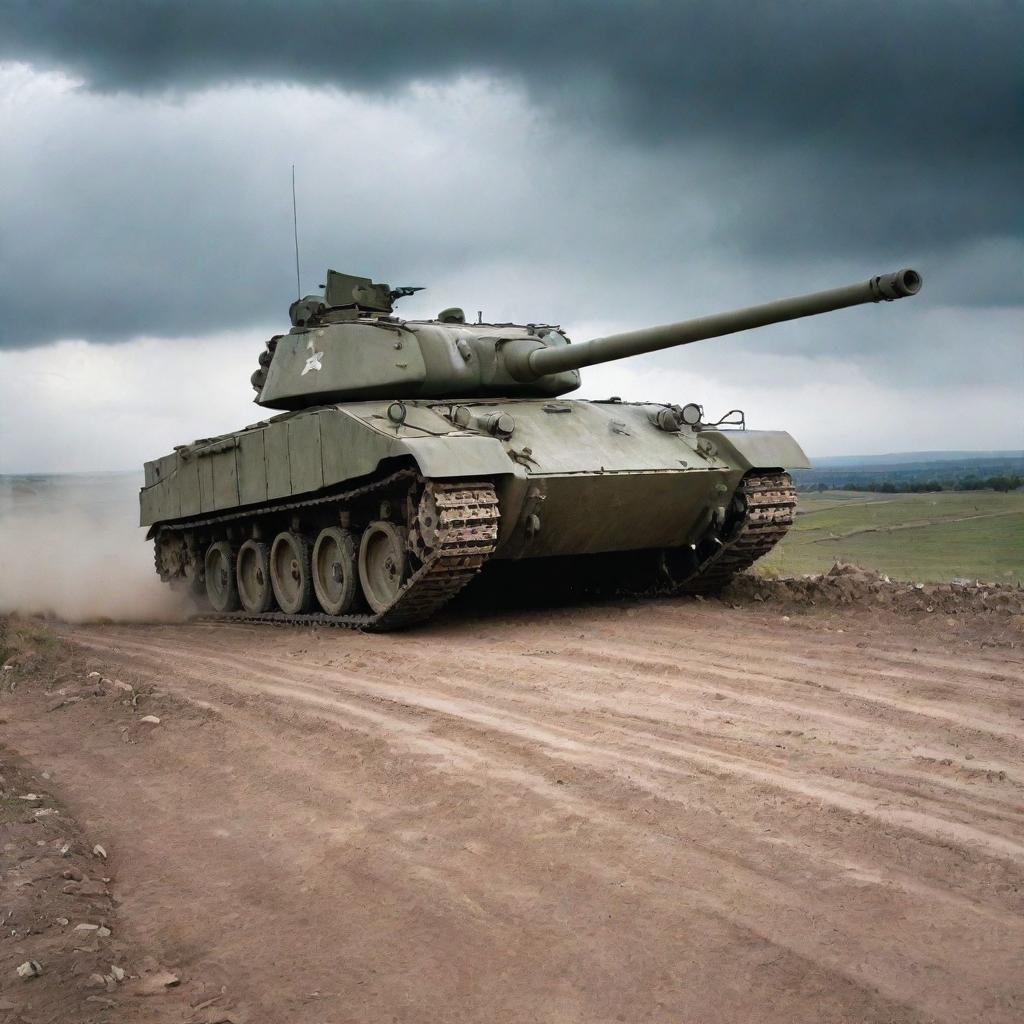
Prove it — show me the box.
[394,434,516,479]
[698,429,810,471]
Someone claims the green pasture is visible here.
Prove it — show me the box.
[758,490,1024,584]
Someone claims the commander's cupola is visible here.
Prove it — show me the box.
[288,270,423,328]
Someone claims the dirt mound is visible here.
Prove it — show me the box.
[728,562,1024,619]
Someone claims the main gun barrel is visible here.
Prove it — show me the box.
[521,268,922,380]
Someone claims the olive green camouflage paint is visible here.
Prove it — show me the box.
[140,269,921,561]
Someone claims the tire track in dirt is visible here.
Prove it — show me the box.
[59,634,1019,1019]
[568,632,1024,739]
[35,603,1024,1023]
[73,624,1024,861]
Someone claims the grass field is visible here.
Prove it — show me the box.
[758,489,1024,584]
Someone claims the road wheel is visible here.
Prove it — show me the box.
[312,527,358,615]
[236,539,274,613]
[270,531,313,614]
[204,541,240,612]
[358,521,408,614]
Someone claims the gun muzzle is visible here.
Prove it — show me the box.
[869,268,922,300]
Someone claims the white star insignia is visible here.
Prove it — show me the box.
[301,337,324,375]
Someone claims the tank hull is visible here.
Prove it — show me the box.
[141,398,806,554]
[142,398,805,629]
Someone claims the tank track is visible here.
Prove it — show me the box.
[678,471,796,593]
[159,473,499,632]
[168,470,790,628]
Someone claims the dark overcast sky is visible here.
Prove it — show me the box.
[0,1,1021,468]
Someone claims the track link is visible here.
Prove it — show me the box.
[193,480,499,632]
[679,471,796,593]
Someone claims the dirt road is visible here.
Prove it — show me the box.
[4,596,1023,1022]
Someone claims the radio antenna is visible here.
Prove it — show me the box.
[291,164,301,300]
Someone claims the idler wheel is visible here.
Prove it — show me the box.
[312,527,358,616]
[358,521,408,614]
[236,539,274,613]
[204,541,240,613]
[270,531,313,614]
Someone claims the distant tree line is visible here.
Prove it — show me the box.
[801,475,1022,494]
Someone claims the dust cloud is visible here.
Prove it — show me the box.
[0,473,191,623]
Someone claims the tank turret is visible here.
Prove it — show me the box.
[251,269,921,409]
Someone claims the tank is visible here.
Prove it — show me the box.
[140,267,922,628]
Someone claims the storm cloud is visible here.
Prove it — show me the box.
[2,2,1018,155]
[0,1,1020,465]
[2,1,1021,348]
